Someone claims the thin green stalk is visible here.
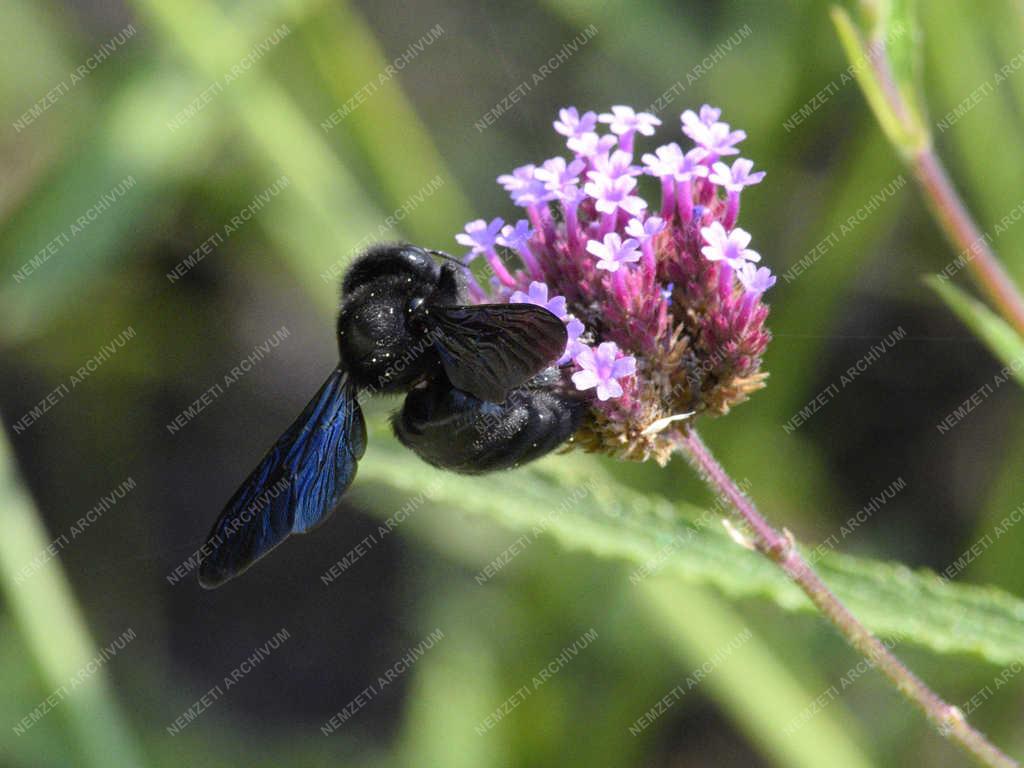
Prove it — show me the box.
[910,149,1024,335]
[673,427,1018,768]
[831,4,1024,340]
[0,423,146,768]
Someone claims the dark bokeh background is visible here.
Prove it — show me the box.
[2,1,1024,766]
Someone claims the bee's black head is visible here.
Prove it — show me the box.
[341,243,441,298]
[337,243,464,392]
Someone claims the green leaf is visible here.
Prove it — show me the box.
[352,425,1024,666]
[926,275,1024,387]
[878,0,929,130]
[830,4,929,157]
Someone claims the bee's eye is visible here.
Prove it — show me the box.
[407,296,425,314]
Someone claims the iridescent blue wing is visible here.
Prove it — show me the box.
[198,368,367,589]
[417,303,566,403]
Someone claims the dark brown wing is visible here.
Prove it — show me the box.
[416,303,566,402]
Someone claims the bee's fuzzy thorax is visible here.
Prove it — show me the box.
[453,104,774,463]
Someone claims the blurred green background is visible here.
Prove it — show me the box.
[2,1,1024,766]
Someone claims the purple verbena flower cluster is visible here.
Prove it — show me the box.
[454,104,774,462]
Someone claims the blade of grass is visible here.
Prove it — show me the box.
[926,276,1024,386]
[129,0,387,310]
[0,425,146,768]
[641,581,878,768]
[305,1,471,244]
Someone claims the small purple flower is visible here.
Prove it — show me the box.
[496,219,534,251]
[510,280,567,319]
[641,143,708,181]
[680,105,722,134]
[698,105,722,124]
[625,215,666,244]
[535,156,586,195]
[700,221,760,268]
[572,341,636,401]
[583,172,647,216]
[599,105,661,137]
[660,282,675,305]
[737,263,776,294]
[497,164,535,194]
[497,165,553,207]
[559,317,586,365]
[681,108,745,156]
[589,149,642,179]
[709,158,765,192]
[557,182,588,209]
[586,233,641,272]
[456,217,504,255]
[679,148,711,179]
[554,107,597,139]
[641,142,683,178]
[567,131,618,158]
[701,123,746,156]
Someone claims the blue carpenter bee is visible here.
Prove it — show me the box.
[198,244,583,588]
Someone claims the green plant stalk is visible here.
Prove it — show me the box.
[831,5,1024,340]
[130,0,387,313]
[910,150,1024,336]
[674,427,1018,768]
[305,0,472,243]
[0,424,145,768]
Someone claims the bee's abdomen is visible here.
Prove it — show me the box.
[392,369,584,474]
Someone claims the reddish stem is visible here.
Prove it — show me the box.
[911,150,1024,337]
[858,24,1024,339]
[673,428,1019,768]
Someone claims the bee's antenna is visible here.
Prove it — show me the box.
[427,248,470,270]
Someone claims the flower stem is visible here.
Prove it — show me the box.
[910,149,1024,338]
[673,427,1019,768]
[830,5,1024,340]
